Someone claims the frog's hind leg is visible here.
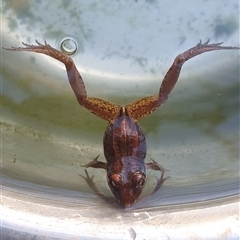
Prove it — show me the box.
[126,40,239,121]
[3,40,120,122]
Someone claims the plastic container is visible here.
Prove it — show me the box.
[2,0,239,239]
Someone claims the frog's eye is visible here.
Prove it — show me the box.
[133,172,146,189]
[109,174,122,188]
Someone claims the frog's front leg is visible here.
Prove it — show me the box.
[81,155,107,169]
[3,40,120,122]
[145,158,166,172]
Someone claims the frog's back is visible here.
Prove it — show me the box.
[103,107,146,175]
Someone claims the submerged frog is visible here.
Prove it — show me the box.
[3,40,239,207]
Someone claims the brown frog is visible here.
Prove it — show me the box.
[3,40,239,207]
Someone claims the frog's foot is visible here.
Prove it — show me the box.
[145,158,170,193]
[152,170,171,194]
[79,170,104,198]
[79,169,116,206]
[79,169,95,187]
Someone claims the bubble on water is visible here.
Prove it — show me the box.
[60,38,78,55]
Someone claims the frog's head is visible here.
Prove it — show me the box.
[107,170,146,207]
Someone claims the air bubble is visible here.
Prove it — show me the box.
[60,38,78,55]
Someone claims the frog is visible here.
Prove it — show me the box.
[3,40,239,207]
